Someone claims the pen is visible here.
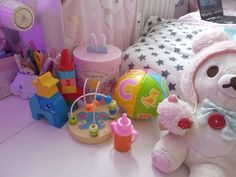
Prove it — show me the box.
[27,48,39,75]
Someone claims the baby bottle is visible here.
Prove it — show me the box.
[110,113,138,152]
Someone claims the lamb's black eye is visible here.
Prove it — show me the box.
[207,66,219,78]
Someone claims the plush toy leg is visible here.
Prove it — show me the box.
[151,134,187,173]
[189,164,226,177]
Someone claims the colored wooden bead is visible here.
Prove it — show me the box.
[86,103,95,112]
[108,100,117,116]
[96,94,102,101]
[69,116,78,125]
[89,124,99,137]
[105,95,112,104]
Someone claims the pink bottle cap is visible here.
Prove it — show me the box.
[117,113,132,135]
[110,113,138,141]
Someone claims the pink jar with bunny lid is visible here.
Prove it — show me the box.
[73,45,121,95]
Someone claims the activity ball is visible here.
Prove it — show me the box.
[113,69,169,120]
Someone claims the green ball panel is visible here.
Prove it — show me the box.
[132,74,168,119]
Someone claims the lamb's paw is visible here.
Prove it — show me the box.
[151,151,174,173]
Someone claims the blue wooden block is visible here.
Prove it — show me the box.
[58,70,76,79]
[29,92,68,128]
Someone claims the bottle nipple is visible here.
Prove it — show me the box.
[120,113,129,124]
[117,113,131,132]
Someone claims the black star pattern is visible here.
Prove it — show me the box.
[158,44,165,49]
[161,70,170,78]
[176,38,181,42]
[138,55,146,61]
[148,47,154,50]
[175,64,184,71]
[174,48,180,53]
[162,36,167,39]
[182,54,189,59]
[164,40,170,42]
[148,35,153,38]
[152,52,158,56]
[142,33,147,37]
[123,54,129,60]
[135,48,141,52]
[132,45,139,48]
[156,17,162,22]
[187,47,192,50]
[168,82,176,91]
[171,32,177,36]
[148,21,153,26]
[140,39,146,43]
[143,65,151,69]
[169,57,176,61]
[192,31,198,35]
[186,34,193,39]
[128,62,135,69]
[167,21,172,23]
[168,29,173,32]
[150,29,156,33]
[144,43,149,46]
[164,51,170,54]
[156,60,164,65]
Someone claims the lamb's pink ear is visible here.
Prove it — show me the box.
[192,30,229,54]
[181,30,229,104]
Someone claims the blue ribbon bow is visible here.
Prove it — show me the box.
[198,99,236,140]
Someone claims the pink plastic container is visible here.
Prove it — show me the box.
[73,45,121,95]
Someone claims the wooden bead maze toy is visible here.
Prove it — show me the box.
[68,78,119,144]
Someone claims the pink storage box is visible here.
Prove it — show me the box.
[0,56,18,99]
[73,45,122,95]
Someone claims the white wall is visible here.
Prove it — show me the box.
[174,0,189,18]
[18,0,65,53]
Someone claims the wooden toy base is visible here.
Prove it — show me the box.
[68,105,118,144]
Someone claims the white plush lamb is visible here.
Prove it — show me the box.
[152,30,236,177]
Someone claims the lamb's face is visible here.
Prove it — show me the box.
[194,53,236,112]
